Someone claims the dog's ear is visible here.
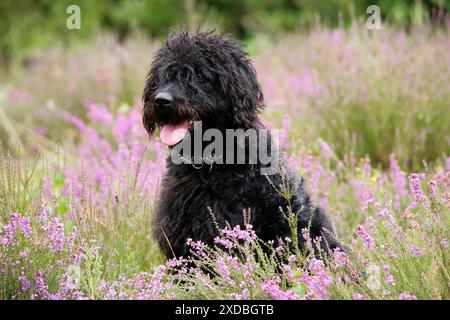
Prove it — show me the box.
[228,57,264,129]
[215,43,264,129]
[142,67,159,137]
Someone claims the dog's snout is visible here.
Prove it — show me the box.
[155,92,174,108]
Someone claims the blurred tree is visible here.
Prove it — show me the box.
[0,0,448,66]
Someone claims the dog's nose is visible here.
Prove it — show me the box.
[155,92,174,108]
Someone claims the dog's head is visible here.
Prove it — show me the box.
[142,30,264,146]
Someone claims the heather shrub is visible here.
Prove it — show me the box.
[0,23,449,300]
[1,33,158,148]
[56,103,166,274]
[1,104,448,299]
[255,25,450,170]
[0,208,89,299]
[3,25,449,168]
[153,155,449,300]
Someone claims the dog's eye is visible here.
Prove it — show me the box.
[150,80,159,91]
[196,72,204,81]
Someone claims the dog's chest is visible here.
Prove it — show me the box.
[159,165,253,223]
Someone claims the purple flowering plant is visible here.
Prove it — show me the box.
[1,24,449,300]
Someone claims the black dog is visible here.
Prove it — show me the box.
[142,31,340,259]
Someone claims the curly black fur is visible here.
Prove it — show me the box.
[142,30,341,259]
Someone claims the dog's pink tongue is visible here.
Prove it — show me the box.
[160,121,190,146]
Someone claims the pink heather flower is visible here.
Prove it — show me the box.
[383,265,395,286]
[301,228,313,252]
[186,238,206,255]
[288,255,297,266]
[60,111,86,132]
[225,256,242,271]
[35,271,49,298]
[353,293,364,300]
[428,180,437,199]
[1,213,32,246]
[409,245,426,257]
[221,224,257,241]
[165,257,188,268]
[214,237,236,249]
[242,270,256,287]
[351,180,374,211]
[389,155,407,207]
[409,173,427,204]
[215,257,234,286]
[18,274,31,292]
[317,139,334,160]
[17,216,32,237]
[241,289,250,300]
[398,293,418,300]
[87,103,113,125]
[305,259,333,299]
[148,265,168,298]
[60,105,165,214]
[275,245,284,254]
[38,199,49,222]
[331,29,343,44]
[99,280,117,299]
[68,241,87,264]
[129,273,146,288]
[261,280,298,300]
[356,224,375,250]
[385,247,397,259]
[301,153,315,175]
[42,218,65,252]
[376,205,390,217]
[313,236,323,250]
[320,172,335,210]
[0,227,14,246]
[8,89,32,105]
[282,265,295,282]
[279,116,291,149]
[309,166,322,198]
[19,250,30,259]
[332,247,348,267]
[193,269,216,290]
[118,291,127,300]
[362,156,371,178]
[114,112,136,143]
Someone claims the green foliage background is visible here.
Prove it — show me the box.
[1,0,449,65]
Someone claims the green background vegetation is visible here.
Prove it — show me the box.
[1,0,449,65]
